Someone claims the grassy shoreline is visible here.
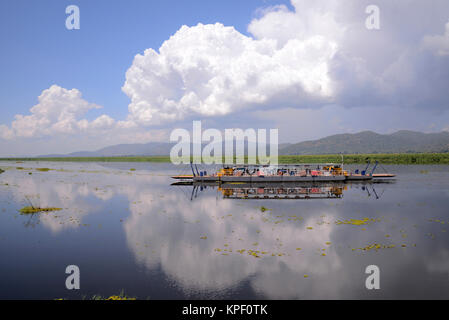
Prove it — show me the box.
[1,153,449,164]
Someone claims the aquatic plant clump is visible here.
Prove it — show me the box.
[91,290,136,300]
[19,206,62,214]
[57,292,137,300]
[105,295,136,300]
[352,243,396,252]
[335,218,379,226]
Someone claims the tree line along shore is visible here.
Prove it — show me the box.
[0,153,449,164]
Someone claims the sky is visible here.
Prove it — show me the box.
[0,0,448,156]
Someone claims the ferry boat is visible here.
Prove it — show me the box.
[172,161,395,183]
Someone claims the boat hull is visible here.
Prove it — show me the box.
[345,175,373,181]
[193,175,348,183]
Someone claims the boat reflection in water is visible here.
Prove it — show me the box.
[219,183,344,200]
[172,181,392,201]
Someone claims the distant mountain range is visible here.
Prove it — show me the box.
[39,130,449,157]
[280,130,449,155]
[40,142,173,157]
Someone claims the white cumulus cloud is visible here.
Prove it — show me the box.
[122,21,338,126]
[121,0,449,127]
[422,21,449,56]
[2,85,115,139]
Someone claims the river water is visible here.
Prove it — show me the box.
[0,162,448,299]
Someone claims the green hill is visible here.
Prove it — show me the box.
[280,130,449,155]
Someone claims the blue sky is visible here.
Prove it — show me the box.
[1,0,449,156]
[0,0,290,123]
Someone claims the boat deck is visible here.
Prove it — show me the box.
[171,163,395,183]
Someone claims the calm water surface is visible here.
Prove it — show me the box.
[0,162,448,299]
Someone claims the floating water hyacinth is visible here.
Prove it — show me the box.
[335,218,379,226]
[19,206,62,214]
[91,291,136,300]
[352,243,396,252]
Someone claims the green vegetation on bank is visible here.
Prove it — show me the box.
[1,153,449,164]
[0,156,171,162]
[278,153,449,165]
